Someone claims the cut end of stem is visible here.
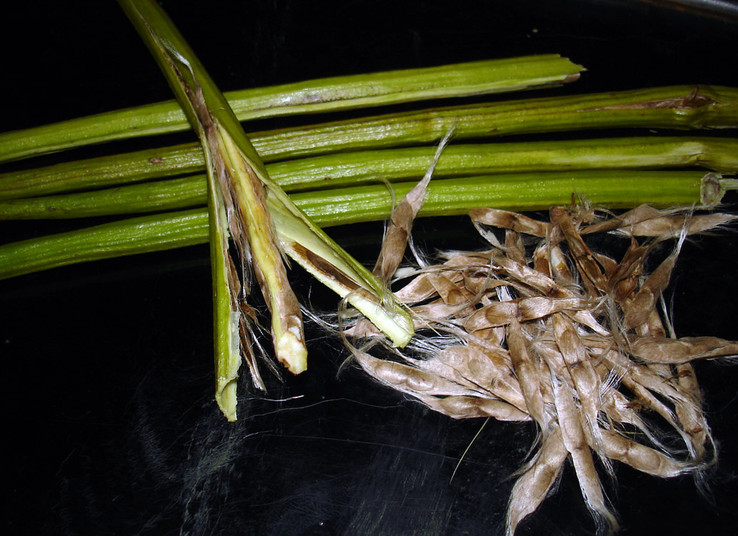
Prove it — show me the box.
[702,173,738,197]
[701,172,725,205]
[275,327,309,374]
[347,292,415,348]
[215,379,239,422]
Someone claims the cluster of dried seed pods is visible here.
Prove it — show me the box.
[347,203,737,534]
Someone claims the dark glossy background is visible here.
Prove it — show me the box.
[2,1,738,535]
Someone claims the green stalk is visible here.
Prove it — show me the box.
[0,170,728,281]
[3,86,737,200]
[267,136,738,191]
[2,136,737,219]
[254,85,738,160]
[0,54,583,163]
[120,0,417,418]
[0,144,205,201]
[292,170,728,225]
[0,175,209,220]
[0,208,209,280]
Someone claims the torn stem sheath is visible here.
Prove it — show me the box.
[0,170,726,281]
[3,86,737,200]
[0,55,583,163]
[119,0,308,415]
[120,0,413,370]
[207,174,242,421]
[217,129,308,374]
[2,137,737,217]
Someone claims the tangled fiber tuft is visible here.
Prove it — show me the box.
[346,203,737,534]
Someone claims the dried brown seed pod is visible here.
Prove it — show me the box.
[347,203,737,534]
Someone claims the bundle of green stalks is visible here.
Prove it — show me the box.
[2,0,738,533]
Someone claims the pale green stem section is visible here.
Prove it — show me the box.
[2,137,737,219]
[205,167,243,421]
[3,86,737,200]
[0,170,728,281]
[0,55,583,163]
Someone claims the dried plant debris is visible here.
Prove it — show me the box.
[347,202,738,534]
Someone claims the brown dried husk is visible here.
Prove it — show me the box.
[346,203,737,535]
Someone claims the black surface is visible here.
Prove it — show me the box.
[2,1,738,535]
